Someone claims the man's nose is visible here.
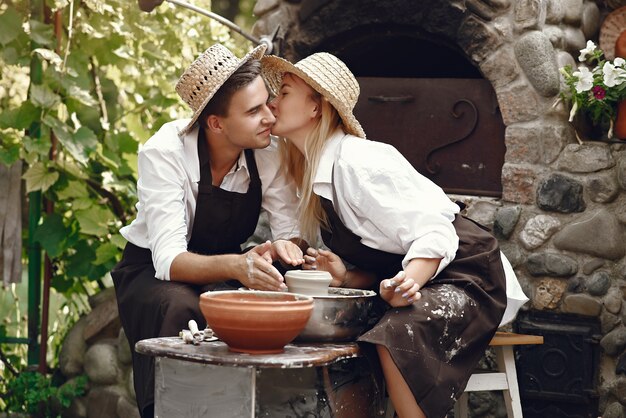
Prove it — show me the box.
[263,105,276,124]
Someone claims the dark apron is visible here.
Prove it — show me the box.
[111,135,262,418]
[320,194,507,418]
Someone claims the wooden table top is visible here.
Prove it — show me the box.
[135,337,362,368]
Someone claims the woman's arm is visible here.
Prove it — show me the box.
[304,248,377,289]
[379,257,441,308]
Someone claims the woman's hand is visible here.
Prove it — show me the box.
[380,271,421,308]
[303,248,347,286]
[270,239,305,266]
[239,241,287,291]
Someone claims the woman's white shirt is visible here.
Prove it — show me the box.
[313,129,461,280]
[120,120,300,281]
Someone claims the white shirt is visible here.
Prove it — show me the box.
[120,120,300,281]
[313,129,461,279]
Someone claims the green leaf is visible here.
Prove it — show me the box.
[43,115,91,164]
[57,180,89,200]
[72,197,93,210]
[65,240,96,277]
[0,130,23,165]
[94,242,119,265]
[110,234,128,249]
[34,213,68,257]
[32,48,63,67]
[51,273,75,294]
[75,206,114,236]
[0,8,23,45]
[74,126,99,153]
[22,162,59,192]
[0,101,40,130]
[67,85,98,106]
[29,20,55,46]
[30,84,60,109]
[23,134,52,156]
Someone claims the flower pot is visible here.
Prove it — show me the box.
[614,100,626,140]
[571,111,606,141]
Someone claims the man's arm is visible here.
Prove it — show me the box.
[170,241,288,291]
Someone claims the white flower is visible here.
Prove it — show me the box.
[602,61,626,87]
[615,57,626,67]
[578,40,597,62]
[572,67,593,92]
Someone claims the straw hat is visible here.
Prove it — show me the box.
[262,53,365,138]
[175,43,267,136]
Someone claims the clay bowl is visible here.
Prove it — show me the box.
[296,288,378,343]
[284,270,333,296]
[199,290,314,354]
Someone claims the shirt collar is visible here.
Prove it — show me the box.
[313,128,346,199]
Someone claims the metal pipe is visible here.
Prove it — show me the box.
[26,0,45,368]
[164,0,273,52]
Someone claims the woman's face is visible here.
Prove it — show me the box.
[268,73,319,149]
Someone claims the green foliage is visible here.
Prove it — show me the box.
[4,371,88,417]
[0,0,256,406]
[0,0,253,302]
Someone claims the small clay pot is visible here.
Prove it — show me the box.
[285,270,333,296]
[199,290,313,354]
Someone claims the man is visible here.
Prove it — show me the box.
[111,43,304,418]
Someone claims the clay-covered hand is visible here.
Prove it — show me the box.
[270,239,305,266]
[240,241,287,291]
[380,271,422,308]
[303,248,347,286]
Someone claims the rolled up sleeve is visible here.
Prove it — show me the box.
[138,146,189,280]
[338,143,459,281]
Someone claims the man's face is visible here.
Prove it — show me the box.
[216,76,276,150]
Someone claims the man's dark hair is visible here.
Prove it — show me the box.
[199,59,262,123]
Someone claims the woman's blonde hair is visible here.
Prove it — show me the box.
[279,92,342,245]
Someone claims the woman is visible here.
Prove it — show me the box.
[262,53,508,418]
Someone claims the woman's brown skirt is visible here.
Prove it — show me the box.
[358,215,507,418]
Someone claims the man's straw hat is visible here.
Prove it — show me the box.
[262,53,365,138]
[175,43,266,136]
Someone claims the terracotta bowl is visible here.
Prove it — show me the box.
[284,270,332,296]
[199,290,314,354]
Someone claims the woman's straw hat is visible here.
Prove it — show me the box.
[262,53,365,138]
[175,43,266,136]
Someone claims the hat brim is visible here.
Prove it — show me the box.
[178,44,267,137]
[261,55,365,138]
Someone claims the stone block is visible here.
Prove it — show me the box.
[561,293,602,316]
[514,31,560,97]
[495,84,541,124]
[501,163,540,204]
[84,342,121,385]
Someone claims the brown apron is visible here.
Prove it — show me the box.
[111,136,262,418]
[320,195,507,418]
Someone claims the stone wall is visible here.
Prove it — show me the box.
[58,288,139,418]
[252,0,626,416]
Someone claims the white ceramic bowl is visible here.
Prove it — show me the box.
[284,270,332,296]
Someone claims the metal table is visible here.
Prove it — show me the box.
[136,337,385,418]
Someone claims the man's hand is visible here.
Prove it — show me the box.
[380,271,421,308]
[303,248,347,286]
[270,239,305,266]
[239,241,286,291]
